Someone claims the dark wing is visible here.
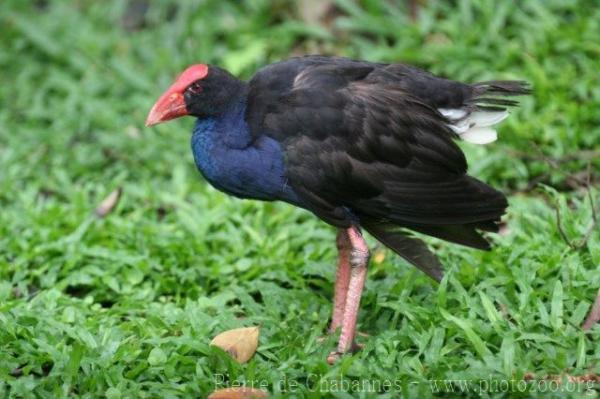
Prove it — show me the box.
[262,63,506,223]
[250,59,515,280]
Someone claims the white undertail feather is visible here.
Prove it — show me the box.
[439,108,509,145]
[438,108,467,120]
[460,127,497,144]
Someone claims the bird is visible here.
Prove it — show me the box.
[145,55,530,363]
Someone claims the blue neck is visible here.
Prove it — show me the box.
[190,100,300,205]
[200,99,252,149]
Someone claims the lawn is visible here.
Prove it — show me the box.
[0,0,599,398]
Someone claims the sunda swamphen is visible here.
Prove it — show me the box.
[146,56,530,363]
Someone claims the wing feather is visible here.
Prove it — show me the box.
[260,63,506,228]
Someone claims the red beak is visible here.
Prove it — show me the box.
[145,91,187,127]
[145,64,209,127]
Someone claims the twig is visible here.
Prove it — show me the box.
[408,0,423,22]
[509,148,600,165]
[582,288,600,330]
[555,163,598,249]
[510,146,599,194]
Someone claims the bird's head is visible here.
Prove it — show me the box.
[145,64,242,126]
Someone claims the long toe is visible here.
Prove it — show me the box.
[326,339,365,364]
[351,341,365,353]
[326,345,362,364]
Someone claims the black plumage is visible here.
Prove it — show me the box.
[246,56,529,280]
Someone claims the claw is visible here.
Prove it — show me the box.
[325,339,365,364]
[327,351,342,365]
[351,341,364,352]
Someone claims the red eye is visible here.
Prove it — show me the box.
[189,82,203,94]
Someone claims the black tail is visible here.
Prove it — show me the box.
[470,80,531,111]
[403,221,499,250]
[362,217,502,282]
[362,222,445,282]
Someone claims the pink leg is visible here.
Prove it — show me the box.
[328,226,370,364]
[330,229,352,333]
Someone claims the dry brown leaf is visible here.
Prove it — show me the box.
[95,187,122,217]
[207,388,268,399]
[523,372,600,384]
[210,326,259,363]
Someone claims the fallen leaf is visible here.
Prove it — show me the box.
[210,326,259,363]
[523,372,536,381]
[523,372,600,384]
[373,249,385,264]
[95,188,122,217]
[207,388,268,399]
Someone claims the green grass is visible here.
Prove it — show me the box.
[1,0,599,397]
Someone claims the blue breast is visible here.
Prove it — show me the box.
[190,101,301,205]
